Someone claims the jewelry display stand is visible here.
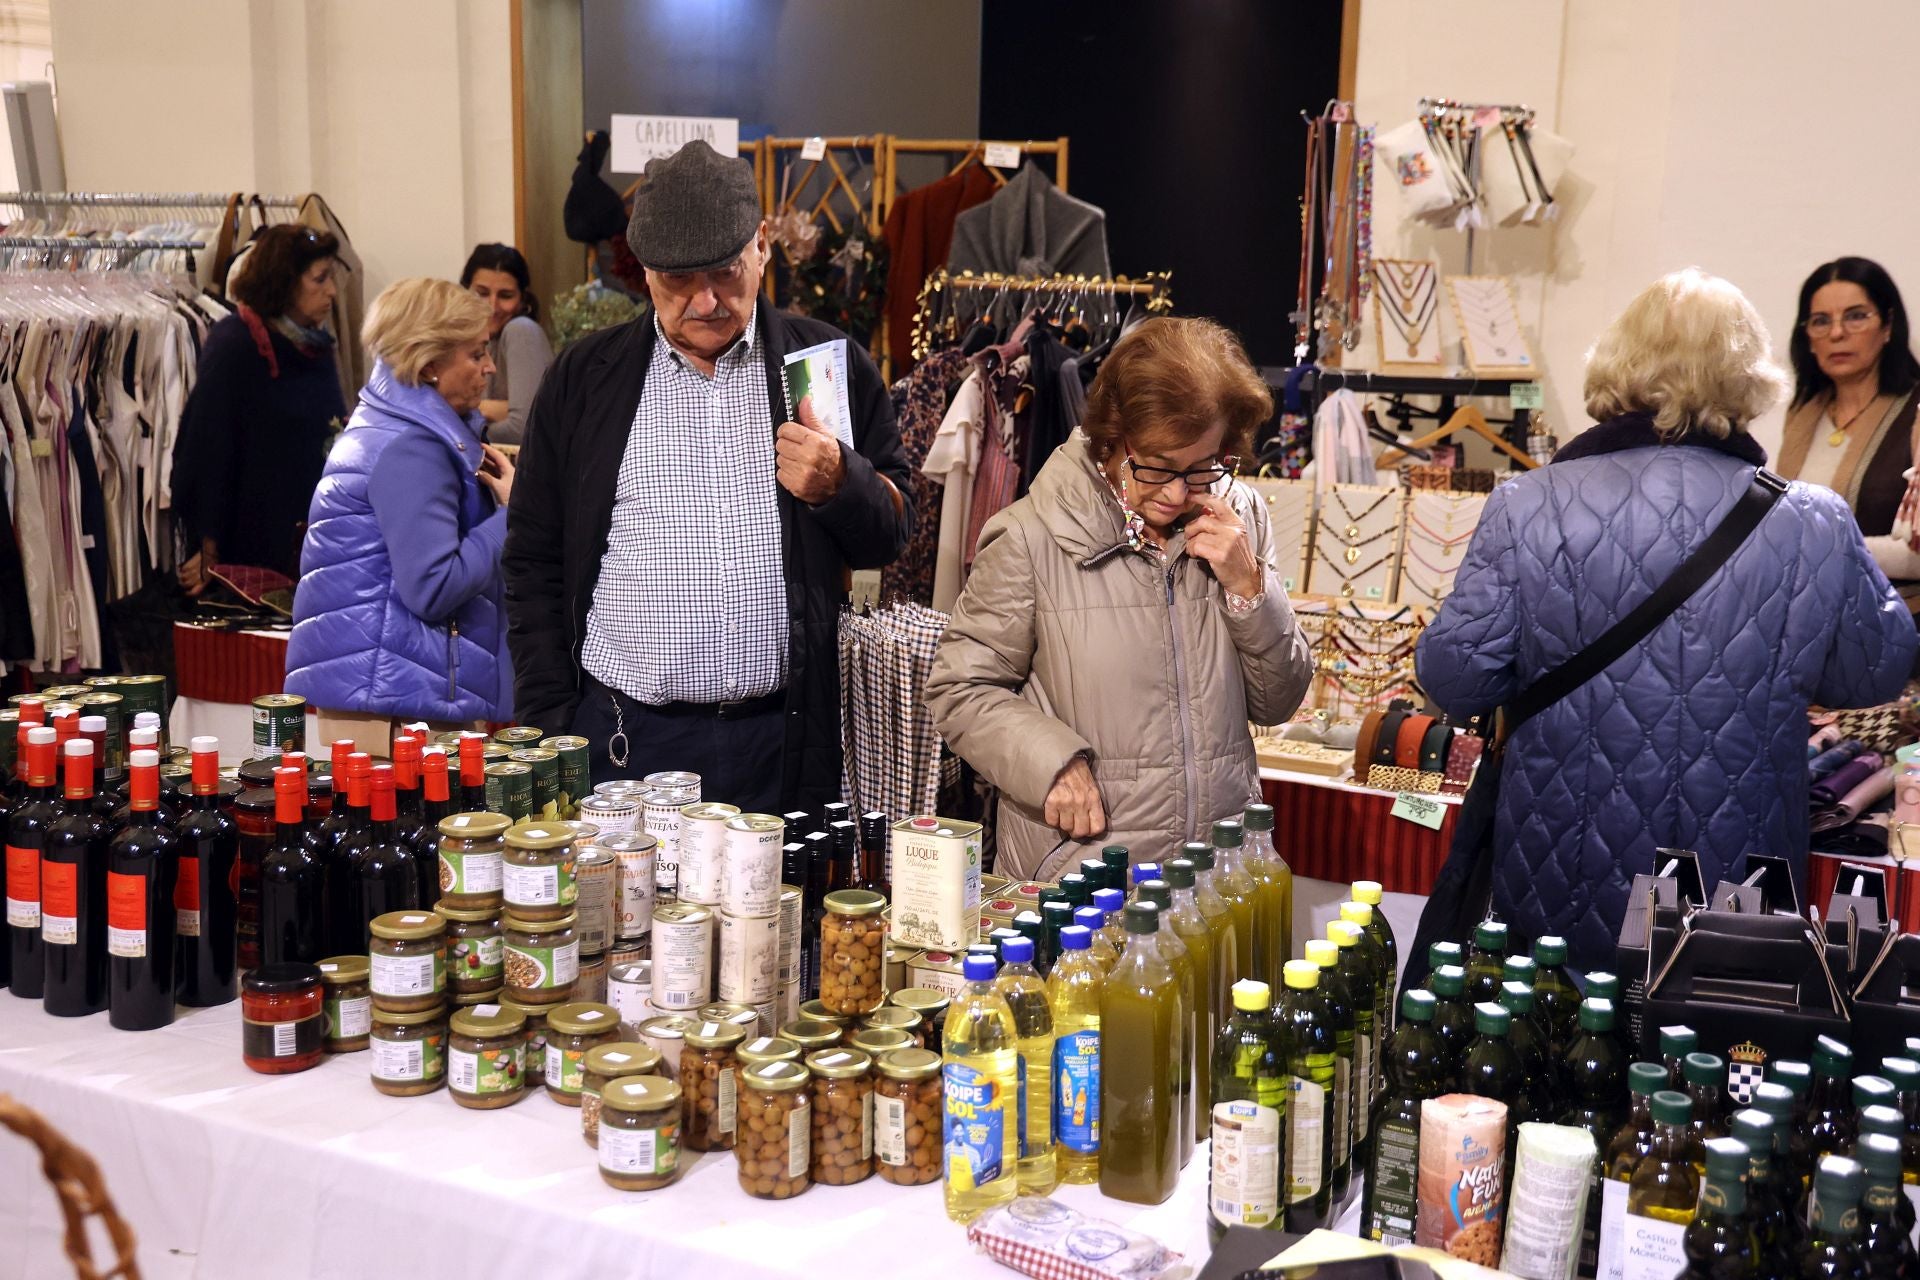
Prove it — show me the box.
[1245,476,1315,593]
[1371,258,1446,373]
[1396,489,1490,607]
[1447,275,1536,378]
[1305,483,1403,602]
[1294,603,1425,720]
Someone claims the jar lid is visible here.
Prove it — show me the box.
[373,1005,447,1027]
[683,1019,749,1050]
[806,1047,872,1079]
[890,988,951,1017]
[849,1027,915,1057]
[742,1060,811,1093]
[584,1041,662,1078]
[823,888,886,918]
[435,904,500,924]
[509,746,557,764]
[505,824,576,851]
[738,1036,803,1066]
[316,955,370,985]
[439,812,509,840]
[697,1002,760,1030]
[244,962,322,995]
[545,1001,619,1036]
[601,1074,682,1113]
[369,911,445,942]
[502,911,578,934]
[498,995,549,1021]
[876,1047,942,1082]
[797,1000,852,1027]
[637,1014,697,1040]
[450,1002,527,1039]
[862,1006,921,1033]
[454,986,506,1008]
[780,1018,845,1048]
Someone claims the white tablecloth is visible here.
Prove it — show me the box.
[0,995,1217,1279]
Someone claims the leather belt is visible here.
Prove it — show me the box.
[1419,719,1454,772]
[1373,705,1413,767]
[648,691,785,721]
[1354,711,1386,770]
[1394,713,1436,769]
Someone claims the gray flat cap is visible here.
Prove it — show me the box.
[626,139,762,273]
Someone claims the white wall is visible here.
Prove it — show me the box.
[1354,0,1920,459]
[46,0,517,303]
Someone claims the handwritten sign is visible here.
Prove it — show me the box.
[799,136,827,161]
[1390,793,1446,831]
[610,114,740,173]
[983,142,1022,169]
[1509,381,1544,410]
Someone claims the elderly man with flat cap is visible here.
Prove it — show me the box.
[504,140,913,811]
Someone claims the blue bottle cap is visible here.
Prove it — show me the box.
[963,952,999,982]
[1131,862,1162,886]
[1001,936,1035,966]
[1073,906,1105,932]
[1092,888,1125,913]
[1059,925,1092,952]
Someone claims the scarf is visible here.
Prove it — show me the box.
[238,304,335,380]
[1777,389,1915,514]
[1550,412,1769,467]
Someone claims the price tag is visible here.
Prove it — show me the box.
[1391,793,1446,831]
[799,136,827,162]
[983,142,1021,169]
[1509,381,1544,410]
[1282,576,1296,593]
[29,438,52,458]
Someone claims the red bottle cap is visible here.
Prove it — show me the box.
[191,736,220,796]
[370,764,397,822]
[63,739,95,801]
[16,695,44,726]
[129,748,161,811]
[49,709,78,746]
[330,739,356,768]
[458,734,484,786]
[26,726,57,788]
[346,752,372,808]
[422,749,450,803]
[273,765,305,825]
[392,734,422,790]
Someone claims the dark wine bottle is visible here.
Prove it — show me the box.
[409,747,454,907]
[351,765,420,949]
[802,828,832,999]
[107,749,179,1030]
[324,751,373,955]
[6,725,61,998]
[0,707,21,835]
[111,726,179,830]
[456,733,488,812]
[857,810,889,896]
[43,737,110,1016]
[827,818,862,892]
[76,716,122,825]
[260,766,326,966]
[174,736,238,1008]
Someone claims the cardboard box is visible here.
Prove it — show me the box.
[1848,932,1920,1067]
[1615,871,1694,1051]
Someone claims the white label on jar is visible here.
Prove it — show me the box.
[876,1092,906,1165]
[718,1066,737,1135]
[600,1124,659,1175]
[371,951,437,997]
[503,860,559,907]
[450,1047,480,1092]
[443,848,502,894]
[546,1043,566,1086]
[337,996,373,1039]
[788,1094,810,1179]
[272,1022,297,1058]
[373,1037,424,1081]
[860,1087,873,1160]
[553,939,580,986]
[42,911,76,945]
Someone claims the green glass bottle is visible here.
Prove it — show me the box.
[1773,1059,1814,1127]
[1879,1056,1920,1219]
[1184,841,1240,1003]
[1352,881,1396,1022]
[1428,964,1473,1082]
[1851,1077,1898,1159]
[1661,1025,1700,1091]
[1281,958,1335,1232]
[1207,978,1289,1243]
[1800,1155,1868,1280]
[1136,880,1197,1165]
[992,934,1058,1195]
[1530,934,1580,1057]
[1626,1090,1700,1271]
[1501,953,1538,991]
[1683,1052,1729,1172]
[1766,1062,1816,1192]
[1583,971,1630,1066]
[1598,1063,1670,1280]
[1161,859,1219,1133]
[1361,989,1444,1247]
[1464,919,1508,1004]
[1098,902,1181,1205]
[1497,980,1554,1129]
[1424,941,1463,985]
[1099,844,1130,896]
[1680,1136,1760,1278]
[1240,804,1292,986]
[1461,1002,1523,1163]
[1305,936,1356,1202]
[1753,1081,1813,1244]
[1564,998,1629,1280]
[1729,1107,1796,1274]
[1858,1132,1916,1277]
[1810,1037,1859,1169]
[1208,818,1258,989]
[1329,919,1379,1171]
[1857,1104,1917,1241]
[1047,925,1104,1185]
[1338,901,1392,1097]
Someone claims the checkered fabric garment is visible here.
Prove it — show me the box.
[581,307,788,705]
[964,1203,1183,1280]
[840,603,948,853]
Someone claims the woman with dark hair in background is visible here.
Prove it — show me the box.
[461,243,553,446]
[171,223,346,586]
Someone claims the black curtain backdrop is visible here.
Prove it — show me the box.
[978,0,1342,371]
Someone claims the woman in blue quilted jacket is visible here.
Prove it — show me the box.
[285,279,516,746]
[1418,269,1918,970]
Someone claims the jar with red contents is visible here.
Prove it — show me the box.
[242,962,325,1074]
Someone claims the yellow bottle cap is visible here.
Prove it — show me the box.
[1328,920,1362,948]
[1232,979,1272,1012]
[1304,938,1338,968]
[1352,880,1384,905]
[1340,901,1374,927]
[1283,959,1320,990]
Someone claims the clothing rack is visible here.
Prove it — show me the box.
[0,192,304,208]
[882,137,1069,203]
[910,268,1173,364]
[1298,367,1538,462]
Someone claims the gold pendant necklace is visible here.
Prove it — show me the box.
[1829,395,1880,447]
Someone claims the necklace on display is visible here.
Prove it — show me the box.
[1373,263,1439,357]
[1828,393,1882,447]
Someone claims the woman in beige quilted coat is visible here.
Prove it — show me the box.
[926,317,1313,880]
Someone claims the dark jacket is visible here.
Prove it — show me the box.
[503,309,913,808]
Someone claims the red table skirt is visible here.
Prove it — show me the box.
[1261,774,1457,895]
[173,624,289,704]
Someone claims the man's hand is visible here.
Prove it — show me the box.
[1185,493,1263,599]
[1044,756,1107,840]
[776,393,846,505]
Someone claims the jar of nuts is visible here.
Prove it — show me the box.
[872,1046,942,1186]
[818,890,888,1016]
[738,1060,813,1200]
[805,1048,874,1186]
[679,1019,749,1151]
[581,1041,661,1146]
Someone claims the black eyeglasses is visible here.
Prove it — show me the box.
[1125,450,1240,489]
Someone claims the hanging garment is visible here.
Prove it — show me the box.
[1310,388,1378,491]
[923,368,989,613]
[839,602,950,836]
[298,194,367,411]
[881,164,999,374]
[947,162,1111,280]
[881,349,972,607]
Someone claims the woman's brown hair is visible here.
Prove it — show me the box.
[1081,316,1274,463]
[230,224,341,318]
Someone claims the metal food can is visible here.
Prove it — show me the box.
[431,730,467,749]
[609,938,649,967]
[250,693,306,761]
[642,793,685,895]
[642,770,700,804]
[594,780,649,798]
[776,884,803,989]
[676,802,740,906]
[907,949,970,999]
[484,761,534,822]
[778,974,801,1029]
[39,684,89,701]
[649,901,713,1010]
[509,747,561,821]
[603,834,658,940]
[540,735,591,820]
[721,814,785,918]
[574,949,609,1004]
[73,692,125,776]
[717,910,780,1004]
[886,942,919,996]
[81,675,122,691]
[492,726,546,747]
[575,844,616,956]
[116,674,167,748]
[637,1012,696,1081]
[609,961,653,1034]
[578,794,640,842]
[697,1000,764,1038]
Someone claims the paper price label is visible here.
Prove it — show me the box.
[1390,792,1446,830]
[1510,381,1544,409]
[800,136,827,161]
[983,142,1021,169]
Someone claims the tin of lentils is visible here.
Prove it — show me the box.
[642,771,700,805]
[510,747,561,821]
[492,726,546,748]
[484,761,534,822]
[642,793,685,896]
[649,902,713,1011]
[73,692,126,775]
[603,833,658,941]
[579,794,641,841]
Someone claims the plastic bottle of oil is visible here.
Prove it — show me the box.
[1091,888,1127,965]
[1338,901,1392,1078]
[1428,964,1473,1085]
[1304,937,1356,1203]
[1327,920,1378,1171]
[1424,940,1463,985]
[1352,882,1396,1026]
[1208,978,1289,1244]
[1563,997,1628,1277]
[1072,904,1119,972]
[1808,1037,1858,1170]
[1137,879,1197,1164]
[1680,1136,1760,1278]
[1625,1090,1700,1269]
[1530,934,1580,1059]
[1281,958,1336,1232]
[1099,901,1182,1205]
[1207,819,1259,986]
[942,951,1020,1223]
[1799,1156,1867,1279]
[1241,803,1293,985]
[1163,858,1219,1125]
[993,934,1058,1195]
[1048,924,1104,1185]
[1183,842,1241,1014]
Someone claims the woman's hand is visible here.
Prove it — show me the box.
[478,444,515,507]
[1185,493,1263,599]
[1044,756,1107,840]
[479,398,510,424]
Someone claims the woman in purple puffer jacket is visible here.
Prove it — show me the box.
[285,279,517,744]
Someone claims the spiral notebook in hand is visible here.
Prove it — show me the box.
[781,339,855,448]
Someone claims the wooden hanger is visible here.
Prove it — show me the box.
[1375,403,1537,470]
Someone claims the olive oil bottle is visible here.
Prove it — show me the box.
[1047,925,1104,1185]
[1799,1156,1867,1278]
[1625,1090,1700,1273]
[1184,842,1241,1007]
[1599,1062,1670,1280]
[1362,989,1445,1247]
[1530,934,1579,1056]
[993,935,1058,1195]
[1428,964,1473,1084]
[1880,1056,1920,1230]
[1072,905,1119,972]
[1856,1104,1916,1239]
[1460,1002,1522,1134]
[942,951,1021,1223]
[1464,919,1509,1004]
[1328,920,1379,1168]
[1679,1136,1760,1278]
[1809,1036,1858,1169]
[1099,902,1182,1205]
[1304,937,1356,1202]
[1338,902,1391,1091]
[1682,1052,1729,1171]
[1207,818,1258,986]
[1281,958,1336,1231]
[1752,1081,1814,1223]
[1352,882,1397,1025]
[1136,880,1197,1164]
[1241,804,1292,984]
[1496,981,1553,1129]
[1424,940,1463,984]
[1857,1132,1916,1276]
[1728,1107,1796,1273]
[1208,979,1289,1243]
[1660,1025,1699,1092]
[1163,857,1221,1116]
[1563,997,1629,1277]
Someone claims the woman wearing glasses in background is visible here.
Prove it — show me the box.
[1778,258,1920,600]
[926,317,1313,879]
